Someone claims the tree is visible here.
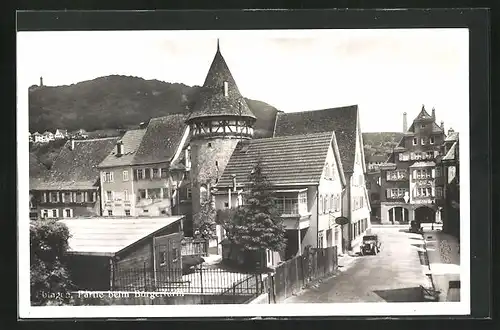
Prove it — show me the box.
[193,199,217,241]
[30,219,74,306]
[221,159,286,253]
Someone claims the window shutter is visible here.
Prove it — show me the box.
[110,172,114,182]
[145,168,151,179]
[431,169,435,178]
[102,173,106,183]
[385,189,390,198]
[412,170,416,179]
[431,187,435,197]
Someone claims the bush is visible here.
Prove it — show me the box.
[30,219,74,306]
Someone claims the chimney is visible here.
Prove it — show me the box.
[116,141,124,157]
[39,76,43,87]
[448,127,455,135]
[431,107,436,120]
[231,174,237,192]
[69,139,75,151]
[402,112,408,132]
[440,121,445,131]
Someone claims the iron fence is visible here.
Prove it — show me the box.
[112,265,262,297]
[181,238,208,257]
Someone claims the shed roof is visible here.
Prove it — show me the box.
[217,132,334,187]
[59,216,184,257]
[273,105,358,173]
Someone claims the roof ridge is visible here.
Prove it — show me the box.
[249,131,333,142]
[75,137,120,142]
[278,105,358,116]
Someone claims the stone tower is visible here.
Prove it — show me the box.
[186,41,256,219]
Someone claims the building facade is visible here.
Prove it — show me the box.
[379,106,446,224]
[97,115,191,219]
[274,106,371,251]
[215,131,347,266]
[30,138,119,219]
[436,129,460,237]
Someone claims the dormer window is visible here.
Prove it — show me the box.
[412,138,418,145]
[223,81,229,97]
[421,137,426,145]
[420,124,425,129]
[430,137,435,144]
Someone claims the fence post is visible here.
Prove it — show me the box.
[143,262,147,291]
[199,265,204,294]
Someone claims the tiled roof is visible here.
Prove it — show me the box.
[31,137,119,190]
[186,46,256,122]
[133,114,187,165]
[443,142,457,161]
[217,132,333,187]
[59,216,184,256]
[98,129,147,168]
[445,131,459,142]
[273,105,358,173]
[410,161,436,168]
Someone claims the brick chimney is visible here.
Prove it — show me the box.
[431,107,436,120]
[403,112,408,132]
[39,76,43,87]
[116,140,124,157]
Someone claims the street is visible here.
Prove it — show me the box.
[284,226,429,303]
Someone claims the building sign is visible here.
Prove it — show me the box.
[335,216,349,226]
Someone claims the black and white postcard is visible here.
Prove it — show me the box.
[18,20,471,318]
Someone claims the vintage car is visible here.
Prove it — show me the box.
[360,235,381,255]
[409,220,424,234]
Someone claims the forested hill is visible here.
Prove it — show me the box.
[28,75,278,138]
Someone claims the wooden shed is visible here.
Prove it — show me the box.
[60,216,184,291]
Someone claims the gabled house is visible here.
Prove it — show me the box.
[273,105,371,250]
[30,137,119,219]
[97,114,191,219]
[54,129,68,139]
[43,131,55,142]
[31,132,48,143]
[214,131,347,266]
[378,106,446,225]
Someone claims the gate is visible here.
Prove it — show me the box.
[153,232,183,286]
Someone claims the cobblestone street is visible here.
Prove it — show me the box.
[284,226,430,303]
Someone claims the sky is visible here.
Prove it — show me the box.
[17,29,469,133]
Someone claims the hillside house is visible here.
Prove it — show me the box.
[214,131,346,267]
[97,114,191,221]
[60,216,184,291]
[32,132,45,143]
[30,137,119,219]
[273,106,371,250]
[54,129,69,139]
[378,106,446,224]
[43,131,55,142]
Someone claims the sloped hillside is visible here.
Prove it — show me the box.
[362,132,404,156]
[28,75,278,137]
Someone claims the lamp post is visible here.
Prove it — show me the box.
[403,193,409,224]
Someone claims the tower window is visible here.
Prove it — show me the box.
[412,138,418,145]
[208,142,212,148]
[223,81,228,97]
[215,161,218,167]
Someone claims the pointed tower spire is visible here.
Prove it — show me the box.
[217,38,220,52]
